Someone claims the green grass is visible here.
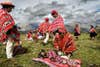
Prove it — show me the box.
[0,33,100,67]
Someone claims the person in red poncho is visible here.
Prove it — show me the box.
[38,18,50,35]
[48,10,66,42]
[38,18,50,44]
[48,10,66,33]
[0,2,15,43]
[89,25,97,40]
[0,1,15,59]
[74,24,80,40]
[53,28,76,57]
[26,31,33,41]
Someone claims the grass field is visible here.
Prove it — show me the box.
[0,33,100,67]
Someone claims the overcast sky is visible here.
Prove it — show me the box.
[0,0,100,11]
[0,0,100,27]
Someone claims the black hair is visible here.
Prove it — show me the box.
[13,25,17,29]
[41,49,45,52]
[2,5,15,9]
[91,25,94,28]
[6,28,12,36]
[53,29,62,35]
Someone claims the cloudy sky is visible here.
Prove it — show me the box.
[0,0,100,11]
[0,0,100,30]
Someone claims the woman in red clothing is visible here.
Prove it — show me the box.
[53,28,76,56]
[74,24,80,40]
[89,25,97,40]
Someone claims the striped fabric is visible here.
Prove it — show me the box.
[48,15,65,32]
[38,22,50,34]
[0,9,15,42]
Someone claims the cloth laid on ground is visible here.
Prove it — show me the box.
[32,58,81,67]
[33,50,81,67]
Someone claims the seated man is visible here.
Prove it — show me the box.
[38,18,50,44]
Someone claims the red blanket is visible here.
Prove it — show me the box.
[32,58,81,67]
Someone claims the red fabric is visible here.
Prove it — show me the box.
[54,33,62,49]
[38,21,50,34]
[58,28,67,34]
[45,18,49,22]
[0,9,15,42]
[62,33,76,54]
[27,32,32,38]
[33,58,81,67]
[47,50,57,59]
[89,28,96,33]
[48,15,65,32]
[51,10,58,15]
[54,33,76,54]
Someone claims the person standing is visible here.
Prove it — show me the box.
[0,1,16,59]
[48,10,66,42]
[48,10,66,33]
[38,18,50,44]
[74,24,80,40]
[26,31,33,41]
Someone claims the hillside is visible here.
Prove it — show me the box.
[0,33,100,67]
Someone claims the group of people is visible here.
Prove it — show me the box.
[0,1,97,62]
[26,8,77,57]
[74,24,97,40]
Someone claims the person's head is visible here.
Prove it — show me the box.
[53,28,67,38]
[76,24,79,27]
[0,2,15,12]
[90,25,94,28]
[13,25,17,29]
[51,10,58,18]
[7,35,14,42]
[44,17,49,22]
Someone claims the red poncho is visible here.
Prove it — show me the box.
[62,33,76,54]
[38,22,50,34]
[0,9,15,42]
[54,33,76,54]
[48,15,65,32]
[27,32,32,39]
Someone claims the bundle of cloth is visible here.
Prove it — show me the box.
[32,50,81,67]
